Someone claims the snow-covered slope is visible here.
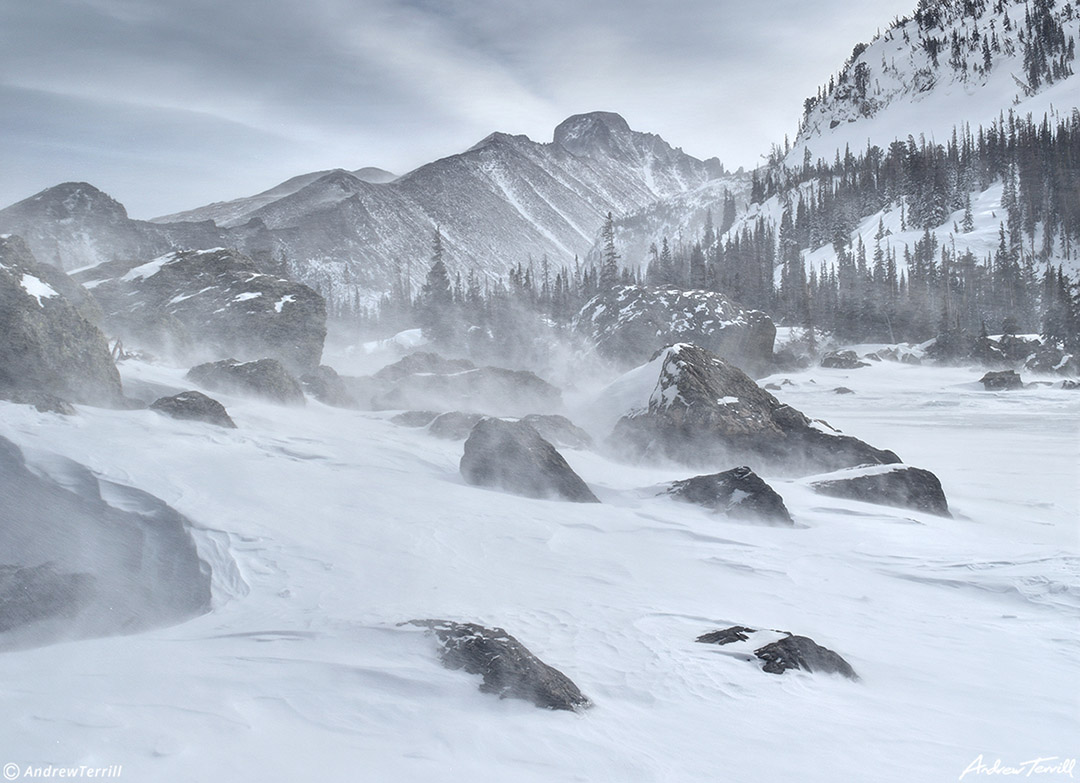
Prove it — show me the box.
[792,0,1078,165]
[0,357,1075,780]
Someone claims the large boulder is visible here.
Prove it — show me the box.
[575,285,775,374]
[72,248,326,374]
[696,626,858,680]
[807,464,950,517]
[979,370,1024,390]
[460,418,599,502]
[374,363,562,417]
[150,390,237,429]
[187,358,305,405]
[665,466,793,525]
[606,344,900,476]
[409,620,591,711]
[0,235,124,406]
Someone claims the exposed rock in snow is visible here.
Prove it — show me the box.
[665,466,793,525]
[606,344,900,475]
[696,626,858,680]
[519,414,594,451]
[300,365,358,409]
[390,410,440,427]
[73,248,326,374]
[461,418,599,503]
[0,235,123,407]
[807,463,951,517]
[150,391,237,429]
[373,352,475,383]
[428,411,486,440]
[979,370,1024,390]
[821,350,870,369]
[575,285,775,374]
[373,364,562,417]
[0,389,76,415]
[409,620,591,711]
[187,358,306,406]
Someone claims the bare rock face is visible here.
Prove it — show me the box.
[807,464,951,517]
[696,626,858,680]
[665,466,793,525]
[576,285,775,374]
[0,235,123,407]
[150,390,237,429]
[409,620,591,711]
[607,344,900,476]
[187,358,305,405]
[460,419,599,503]
[73,248,326,374]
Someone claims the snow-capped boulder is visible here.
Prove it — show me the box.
[575,285,775,373]
[73,248,326,374]
[300,365,358,408]
[606,344,900,475]
[664,466,792,525]
[696,626,858,680]
[0,435,211,649]
[0,235,124,407]
[979,370,1023,390]
[428,411,486,440]
[374,364,562,417]
[807,464,950,517]
[187,358,305,405]
[150,390,237,429]
[820,350,869,369]
[460,419,599,503]
[408,620,591,711]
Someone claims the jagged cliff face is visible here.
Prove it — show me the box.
[792,0,1078,163]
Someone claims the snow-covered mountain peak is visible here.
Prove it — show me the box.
[553,111,635,157]
[17,182,129,224]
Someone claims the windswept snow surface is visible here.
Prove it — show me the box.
[0,359,1077,781]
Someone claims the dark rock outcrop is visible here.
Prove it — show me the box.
[409,620,591,711]
[979,370,1024,390]
[519,414,594,450]
[301,365,357,408]
[821,350,869,369]
[187,358,305,405]
[0,388,76,415]
[429,411,487,440]
[807,465,951,517]
[833,386,855,395]
[1062,380,1080,390]
[575,285,775,373]
[150,390,237,428]
[461,418,599,502]
[73,248,326,374]
[696,625,858,680]
[0,235,123,407]
[608,344,900,476]
[665,466,793,525]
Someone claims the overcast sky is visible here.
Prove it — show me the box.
[0,0,915,218]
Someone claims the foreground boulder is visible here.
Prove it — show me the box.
[187,358,305,405]
[150,391,237,429]
[0,235,123,406]
[696,626,858,680]
[461,419,599,502]
[979,370,1023,390]
[72,248,326,374]
[607,344,900,476]
[575,285,775,373]
[409,620,591,711]
[807,464,950,517]
[665,467,793,525]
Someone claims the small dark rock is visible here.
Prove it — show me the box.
[979,370,1023,391]
[461,418,599,503]
[1062,380,1080,390]
[150,390,236,428]
[665,466,793,525]
[808,465,951,517]
[409,620,591,711]
[755,635,859,679]
[833,386,855,395]
[763,383,782,391]
[429,411,486,440]
[391,410,439,427]
[821,350,869,369]
[187,358,305,405]
[695,626,756,645]
[863,352,882,362]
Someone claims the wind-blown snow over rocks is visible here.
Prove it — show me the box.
[74,248,326,374]
[806,463,951,517]
[576,285,776,373]
[605,343,900,475]
[0,235,123,406]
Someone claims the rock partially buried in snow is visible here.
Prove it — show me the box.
[461,419,599,503]
[821,350,870,369]
[150,390,237,429]
[187,358,305,405]
[807,464,951,517]
[391,410,439,427]
[696,626,858,680]
[300,365,358,409]
[0,388,76,415]
[373,352,475,383]
[429,411,486,440]
[665,467,793,525]
[409,620,591,711]
[606,344,900,476]
[979,370,1024,390]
